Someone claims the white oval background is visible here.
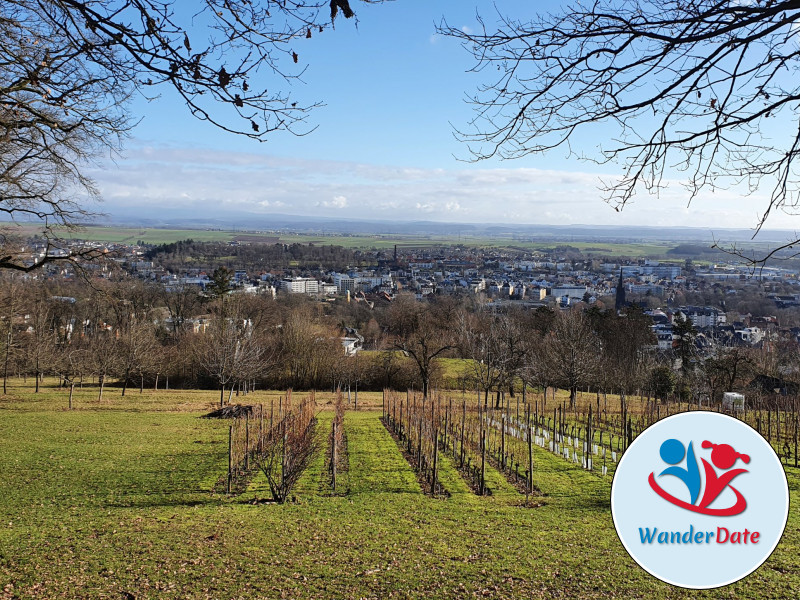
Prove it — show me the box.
[611,411,789,589]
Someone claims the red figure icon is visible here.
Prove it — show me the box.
[697,441,749,513]
[648,439,750,516]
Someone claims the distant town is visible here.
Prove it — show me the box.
[16,230,800,356]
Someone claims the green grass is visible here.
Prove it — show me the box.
[5,222,789,261]
[60,226,240,245]
[0,222,703,256]
[0,387,798,598]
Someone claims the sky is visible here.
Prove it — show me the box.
[89,1,799,234]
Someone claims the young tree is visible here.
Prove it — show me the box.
[85,330,120,401]
[0,274,22,394]
[673,313,698,377]
[117,320,159,396]
[197,314,262,407]
[649,365,676,403]
[442,2,800,259]
[255,399,318,503]
[205,267,234,300]
[20,288,58,393]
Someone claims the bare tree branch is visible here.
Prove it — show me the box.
[441,1,800,261]
[1,0,386,270]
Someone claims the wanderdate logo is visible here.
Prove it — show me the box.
[611,412,789,589]
[648,438,750,516]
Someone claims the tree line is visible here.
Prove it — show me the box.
[145,240,369,273]
[0,273,792,406]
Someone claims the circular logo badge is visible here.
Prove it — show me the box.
[611,411,789,589]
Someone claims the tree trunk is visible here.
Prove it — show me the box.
[220,385,225,408]
[140,374,144,394]
[121,368,130,396]
[3,328,12,395]
[68,383,75,410]
[98,374,105,401]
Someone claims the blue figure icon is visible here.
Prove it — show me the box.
[659,438,701,505]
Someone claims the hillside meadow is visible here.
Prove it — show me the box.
[0,382,798,599]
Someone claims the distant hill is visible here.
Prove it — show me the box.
[99,208,791,245]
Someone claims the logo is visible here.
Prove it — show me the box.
[648,439,749,516]
[611,411,789,589]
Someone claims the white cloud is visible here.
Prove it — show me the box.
[88,142,796,232]
[318,195,348,209]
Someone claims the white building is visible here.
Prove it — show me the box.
[281,277,320,294]
[550,286,587,300]
[333,273,358,293]
[321,283,338,295]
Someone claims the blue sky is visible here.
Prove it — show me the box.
[91,1,796,233]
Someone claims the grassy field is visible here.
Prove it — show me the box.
[6,222,788,263]
[0,382,798,599]
[0,222,696,256]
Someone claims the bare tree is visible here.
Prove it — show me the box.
[701,345,755,405]
[386,295,455,398]
[117,319,158,396]
[546,309,601,408]
[54,342,84,409]
[458,309,526,406]
[495,309,528,399]
[457,310,505,405]
[85,329,119,401]
[19,287,58,392]
[0,274,22,394]
[277,306,341,390]
[197,312,263,407]
[442,2,800,259]
[587,306,655,397]
[522,332,553,405]
[1,1,384,269]
[161,283,203,336]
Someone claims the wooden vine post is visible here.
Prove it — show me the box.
[331,420,338,491]
[244,412,250,470]
[480,405,487,496]
[501,414,506,471]
[460,400,466,467]
[227,424,233,494]
[527,422,533,498]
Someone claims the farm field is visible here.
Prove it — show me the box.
[0,222,724,257]
[1,384,799,599]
